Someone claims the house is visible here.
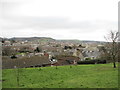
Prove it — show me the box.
[2,56,51,69]
[73,49,84,60]
[82,47,101,60]
[53,55,80,66]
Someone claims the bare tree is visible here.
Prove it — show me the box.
[104,31,119,68]
[2,46,16,56]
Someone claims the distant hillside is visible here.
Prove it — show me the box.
[0,37,2,41]
[10,37,55,42]
[1,37,105,44]
[56,39,105,44]
[56,39,82,44]
[80,40,105,44]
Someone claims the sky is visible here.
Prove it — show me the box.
[0,0,119,41]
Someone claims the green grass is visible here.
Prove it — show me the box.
[2,63,118,88]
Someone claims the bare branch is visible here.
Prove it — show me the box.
[104,30,119,68]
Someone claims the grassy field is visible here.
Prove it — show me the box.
[2,63,118,88]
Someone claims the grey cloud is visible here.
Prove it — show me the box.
[2,16,117,32]
[1,0,29,17]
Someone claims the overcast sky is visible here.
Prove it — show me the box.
[0,0,119,41]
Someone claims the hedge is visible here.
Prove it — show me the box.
[77,60,106,64]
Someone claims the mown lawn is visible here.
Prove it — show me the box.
[2,63,118,88]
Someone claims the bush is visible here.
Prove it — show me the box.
[77,60,95,64]
[10,55,17,59]
[85,57,91,61]
[96,60,106,64]
[77,60,106,64]
[2,46,17,56]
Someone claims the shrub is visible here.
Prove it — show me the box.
[85,57,91,61]
[10,55,17,59]
[77,60,107,64]
[77,60,95,64]
[96,60,106,64]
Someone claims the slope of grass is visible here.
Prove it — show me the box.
[2,63,118,88]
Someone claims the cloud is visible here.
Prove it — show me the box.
[0,0,118,41]
[2,16,117,31]
[1,15,117,40]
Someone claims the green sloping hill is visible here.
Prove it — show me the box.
[2,63,118,88]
